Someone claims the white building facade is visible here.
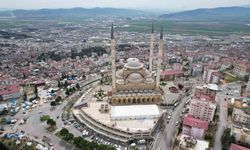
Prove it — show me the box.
[189,99,217,122]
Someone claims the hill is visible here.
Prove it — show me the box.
[160,7,250,22]
[0,7,146,19]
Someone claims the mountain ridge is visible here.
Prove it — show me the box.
[160,6,250,21]
[0,7,147,18]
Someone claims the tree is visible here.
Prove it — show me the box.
[221,128,232,150]
[34,86,38,98]
[0,141,9,150]
[73,137,82,146]
[65,89,70,95]
[47,118,56,127]
[63,133,74,141]
[82,74,86,80]
[178,84,184,90]
[64,81,69,88]
[23,92,27,101]
[50,101,56,106]
[60,128,69,136]
[76,83,80,90]
[57,80,61,87]
[228,107,233,116]
[55,97,62,103]
[243,75,249,82]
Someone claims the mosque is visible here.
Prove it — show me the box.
[110,24,163,105]
[73,24,165,145]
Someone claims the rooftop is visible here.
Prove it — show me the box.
[81,102,160,132]
[230,144,250,150]
[160,69,183,76]
[183,115,208,130]
[0,84,20,95]
[111,104,160,120]
[179,135,209,150]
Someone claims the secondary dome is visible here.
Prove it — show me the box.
[126,73,143,83]
[124,58,143,69]
[116,69,124,79]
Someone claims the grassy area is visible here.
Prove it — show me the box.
[40,115,50,122]
[117,19,250,36]
[1,17,250,36]
[224,74,240,83]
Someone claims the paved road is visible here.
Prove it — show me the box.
[15,98,73,150]
[151,96,188,150]
[214,93,228,150]
[214,82,241,150]
[12,80,100,149]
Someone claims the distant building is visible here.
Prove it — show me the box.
[202,66,221,84]
[189,98,216,122]
[194,84,218,102]
[0,84,21,101]
[230,127,250,147]
[233,62,250,77]
[182,115,208,139]
[232,107,250,125]
[191,64,203,77]
[160,69,184,81]
[230,99,250,125]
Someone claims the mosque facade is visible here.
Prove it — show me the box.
[110,24,164,106]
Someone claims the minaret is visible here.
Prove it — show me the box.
[149,23,154,72]
[156,26,164,89]
[111,23,116,92]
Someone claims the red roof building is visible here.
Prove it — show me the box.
[160,69,184,81]
[182,115,208,140]
[0,84,21,101]
[230,144,250,150]
[161,69,183,76]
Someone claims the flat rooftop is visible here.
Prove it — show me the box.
[179,135,209,150]
[81,102,160,132]
[111,104,160,120]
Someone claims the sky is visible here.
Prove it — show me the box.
[1,0,250,10]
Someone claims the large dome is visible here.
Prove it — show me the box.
[126,73,143,83]
[124,58,143,69]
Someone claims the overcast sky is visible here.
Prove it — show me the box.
[1,0,250,10]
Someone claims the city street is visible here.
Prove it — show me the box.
[214,82,241,150]
[151,96,188,150]
[2,76,103,150]
[214,93,228,150]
